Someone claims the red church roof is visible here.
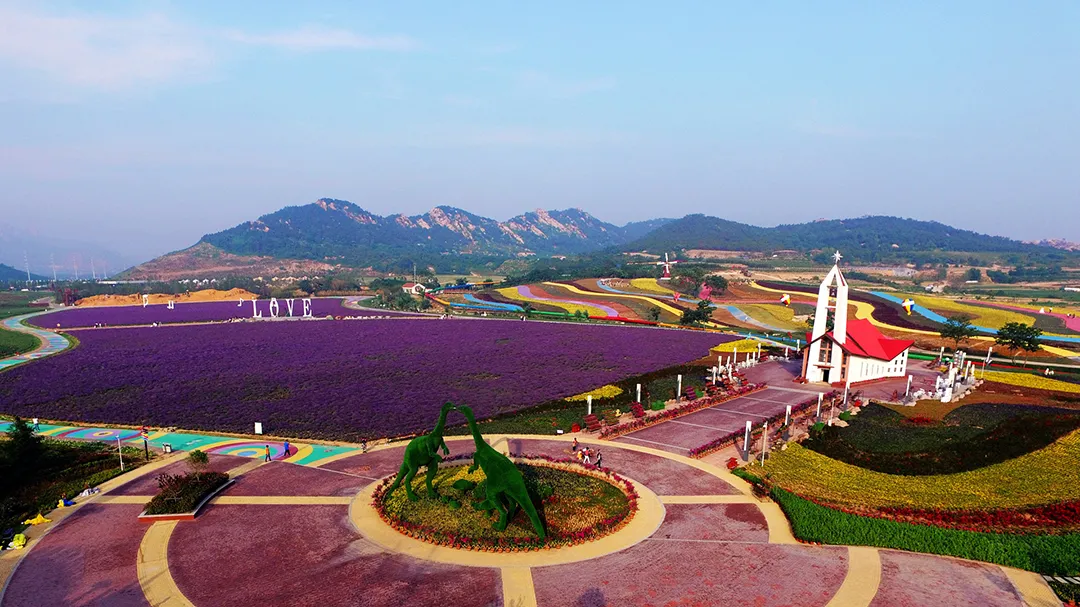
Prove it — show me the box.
[806,318,914,361]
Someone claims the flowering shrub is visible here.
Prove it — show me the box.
[983,371,1080,394]
[598,384,766,439]
[143,471,229,515]
[565,385,624,402]
[372,456,638,552]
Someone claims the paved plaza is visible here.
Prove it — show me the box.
[0,431,1055,606]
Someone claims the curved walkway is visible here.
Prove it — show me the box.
[0,313,71,372]
[0,432,1058,606]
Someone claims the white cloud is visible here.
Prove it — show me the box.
[225,25,418,52]
[0,6,418,90]
[0,6,212,89]
[518,71,616,99]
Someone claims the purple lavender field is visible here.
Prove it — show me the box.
[0,319,732,441]
[28,298,397,329]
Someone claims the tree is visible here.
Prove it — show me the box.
[520,302,534,316]
[455,277,469,287]
[647,307,662,322]
[703,275,728,294]
[939,315,979,352]
[964,268,981,282]
[995,322,1042,365]
[4,416,43,465]
[680,300,714,326]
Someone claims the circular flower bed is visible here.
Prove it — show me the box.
[372,456,638,551]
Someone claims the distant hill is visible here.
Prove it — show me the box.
[126,199,676,277]
[0,263,46,282]
[124,201,1074,279]
[624,215,1071,263]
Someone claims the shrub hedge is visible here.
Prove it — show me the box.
[143,472,229,515]
[772,487,1080,576]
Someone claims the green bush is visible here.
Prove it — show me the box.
[143,472,229,515]
[772,487,1080,576]
[650,400,666,411]
[838,411,853,422]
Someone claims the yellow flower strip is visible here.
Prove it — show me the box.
[629,278,677,295]
[982,371,1080,394]
[913,295,1036,330]
[542,282,685,317]
[752,432,1080,510]
[737,304,806,332]
[1039,343,1080,358]
[566,384,624,401]
[494,287,608,317]
[711,339,760,353]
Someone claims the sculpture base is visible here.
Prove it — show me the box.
[371,457,638,552]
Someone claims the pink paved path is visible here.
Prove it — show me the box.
[0,437,1050,606]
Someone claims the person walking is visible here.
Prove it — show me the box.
[595,451,603,468]
[264,445,271,462]
[282,440,290,459]
[582,448,592,465]
[572,438,579,452]
[361,439,368,453]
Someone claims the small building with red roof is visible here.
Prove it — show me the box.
[801,252,914,385]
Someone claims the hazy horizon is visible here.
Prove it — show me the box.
[2,1,1078,270]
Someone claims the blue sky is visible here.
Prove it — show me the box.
[1,1,1078,268]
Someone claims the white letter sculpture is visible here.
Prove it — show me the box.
[252,300,263,319]
[142,294,149,308]
[302,299,313,317]
[269,298,279,318]
[285,299,295,317]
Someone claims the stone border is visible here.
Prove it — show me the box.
[138,479,236,523]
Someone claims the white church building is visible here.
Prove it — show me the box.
[801,253,914,385]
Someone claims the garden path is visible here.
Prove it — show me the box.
[0,313,71,372]
[0,434,1057,606]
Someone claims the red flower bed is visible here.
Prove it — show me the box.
[597,384,767,439]
[875,501,1080,534]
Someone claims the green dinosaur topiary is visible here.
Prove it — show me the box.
[458,405,546,538]
[385,402,455,502]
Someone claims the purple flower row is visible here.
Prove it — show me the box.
[28,298,394,328]
[0,318,734,442]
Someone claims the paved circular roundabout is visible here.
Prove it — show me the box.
[0,435,1053,606]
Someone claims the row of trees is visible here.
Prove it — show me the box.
[939,316,1044,364]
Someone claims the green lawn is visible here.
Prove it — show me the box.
[0,326,39,357]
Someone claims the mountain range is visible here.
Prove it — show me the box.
[0,263,46,282]
[121,198,1076,279]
